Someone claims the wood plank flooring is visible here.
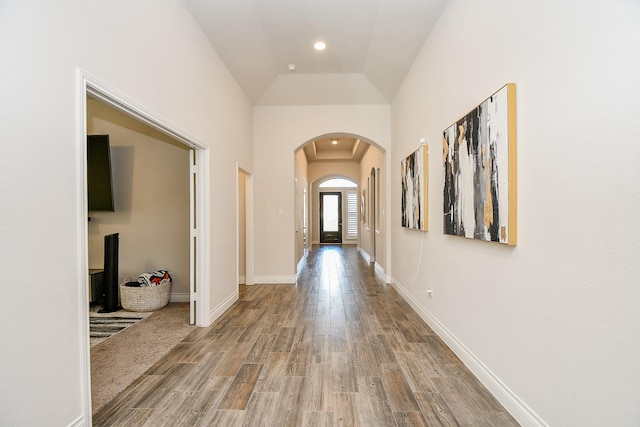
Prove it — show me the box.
[93,245,519,426]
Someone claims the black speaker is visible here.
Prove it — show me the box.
[98,233,121,313]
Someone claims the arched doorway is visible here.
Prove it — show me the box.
[293,133,387,273]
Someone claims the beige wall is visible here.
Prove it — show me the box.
[390,1,640,425]
[359,145,386,270]
[0,1,253,424]
[294,150,308,267]
[238,170,246,282]
[307,161,360,184]
[87,99,190,299]
[253,106,391,283]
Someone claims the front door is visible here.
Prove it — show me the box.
[320,192,342,243]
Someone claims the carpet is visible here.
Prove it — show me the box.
[89,311,152,347]
[91,303,196,414]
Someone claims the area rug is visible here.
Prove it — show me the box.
[89,311,152,347]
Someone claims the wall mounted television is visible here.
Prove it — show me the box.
[87,134,115,211]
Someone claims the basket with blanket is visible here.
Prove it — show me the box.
[120,270,172,312]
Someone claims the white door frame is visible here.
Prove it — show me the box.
[237,165,255,286]
[76,69,210,418]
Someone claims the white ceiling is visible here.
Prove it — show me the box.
[183,0,447,106]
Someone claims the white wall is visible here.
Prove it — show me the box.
[359,145,386,272]
[238,170,247,282]
[87,99,190,299]
[391,1,640,426]
[253,105,391,283]
[294,149,308,267]
[0,1,252,425]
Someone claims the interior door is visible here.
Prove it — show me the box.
[320,192,342,243]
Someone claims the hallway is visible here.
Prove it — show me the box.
[93,245,518,426]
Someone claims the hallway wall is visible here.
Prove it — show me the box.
[238,170,247,283]
[253,105,391,283]
[294,149,309,268]
[307,161,360,184]
[0,1,253,425]
[390,1,640,426]
[359,144,386,272]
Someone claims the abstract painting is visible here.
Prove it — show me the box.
[443,83,517,245]
[401,144,428,231]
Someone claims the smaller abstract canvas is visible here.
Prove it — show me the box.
[401,145,428,231]
[443,83,517,245]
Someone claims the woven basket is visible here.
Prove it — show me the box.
[120,281,171,312]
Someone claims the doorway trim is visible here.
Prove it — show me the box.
[370,168,377,263]
[237,165,255,286]
[76,69,210,418]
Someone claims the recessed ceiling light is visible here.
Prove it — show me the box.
[314,41,326,51]
[331,139,338,145]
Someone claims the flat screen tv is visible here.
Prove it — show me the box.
[87,135,115,211]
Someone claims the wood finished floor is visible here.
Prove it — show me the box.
[93,245,519,426]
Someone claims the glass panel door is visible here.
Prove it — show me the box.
[320,192,342,243]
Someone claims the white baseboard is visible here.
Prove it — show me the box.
[67,415,86,427]
[169,292,190,303]
[359,250,390,283]
[360,249,372,263]
[238,275,246,285]
[391,278,548,427]
[374,262,390,283]
[254,275,296,284]
[208,290,238,325]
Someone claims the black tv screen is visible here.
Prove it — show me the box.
[87,135,115,211]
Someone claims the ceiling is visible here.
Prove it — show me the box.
[182,0,448,107]
[302,136,370,163]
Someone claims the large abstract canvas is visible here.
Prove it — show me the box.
[401,145,428,231]
[443,83,517,245]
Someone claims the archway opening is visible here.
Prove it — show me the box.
[293,133,387,275]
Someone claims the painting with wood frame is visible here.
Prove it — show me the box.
[443,83,517,245]
[401,144,428,231]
